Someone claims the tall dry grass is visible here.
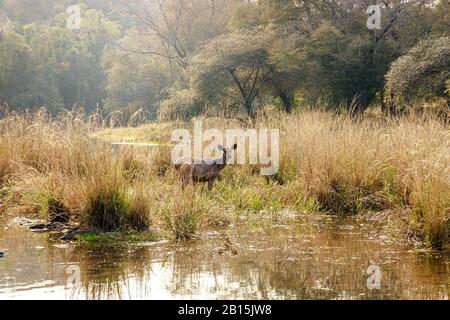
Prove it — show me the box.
[0,108,154,231]
[272,111,449,248]
[0,107,448,248]
[193,111,449,249]
[0,108,215,239]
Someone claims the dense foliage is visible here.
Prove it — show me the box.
[385,36,450,110]
[0,0,449,118]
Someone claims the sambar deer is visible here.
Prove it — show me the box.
[174,143,238,190]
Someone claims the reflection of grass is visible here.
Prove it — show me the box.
[68,244,158,299]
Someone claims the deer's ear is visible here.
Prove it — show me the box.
[218,145,224,151]
[232,143,238,150]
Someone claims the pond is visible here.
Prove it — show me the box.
[0,214,448,300]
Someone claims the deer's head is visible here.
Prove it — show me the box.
[218,143,238,164]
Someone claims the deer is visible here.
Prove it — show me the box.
[174,143,238,190]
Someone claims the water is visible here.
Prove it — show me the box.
[0,214,448,300]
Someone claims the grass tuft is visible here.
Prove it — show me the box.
[163,189,208,241]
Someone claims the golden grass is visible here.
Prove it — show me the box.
[278,112,449,248]
[0,108,448,248]
[92,121,182,144]
[163,187,210,240]
[181,111,449,248]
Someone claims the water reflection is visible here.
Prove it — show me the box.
[0,216,448,300]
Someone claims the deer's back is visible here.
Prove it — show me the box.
[177,158,220,181]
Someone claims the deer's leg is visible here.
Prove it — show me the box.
[190,171,196,189]
[208,179,214,190]
[181,172,189,190]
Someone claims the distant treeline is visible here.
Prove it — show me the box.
[0,0,449,119]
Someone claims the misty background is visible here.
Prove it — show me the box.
[0,0,448,121]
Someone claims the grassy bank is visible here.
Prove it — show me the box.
[0,108,448,249]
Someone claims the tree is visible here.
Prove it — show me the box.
[254,0,439,112]
[265,24,307,113]
[2,0,449,116]
[300,22,397,111]
[103,39,171,118]
[158,87,203,120]
[0,30,62,109]
[385,36,450,112]
[0,6,120,113]
[126,0,230,81]
[1,0,53,24]
[189,29,272,118]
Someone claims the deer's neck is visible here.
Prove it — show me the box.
[216,154,227,171]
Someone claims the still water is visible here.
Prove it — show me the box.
[0,214,448,300]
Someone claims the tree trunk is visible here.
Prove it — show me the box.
[278,91,294,113]
[380,87,388,116]
[245,100,255,119]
